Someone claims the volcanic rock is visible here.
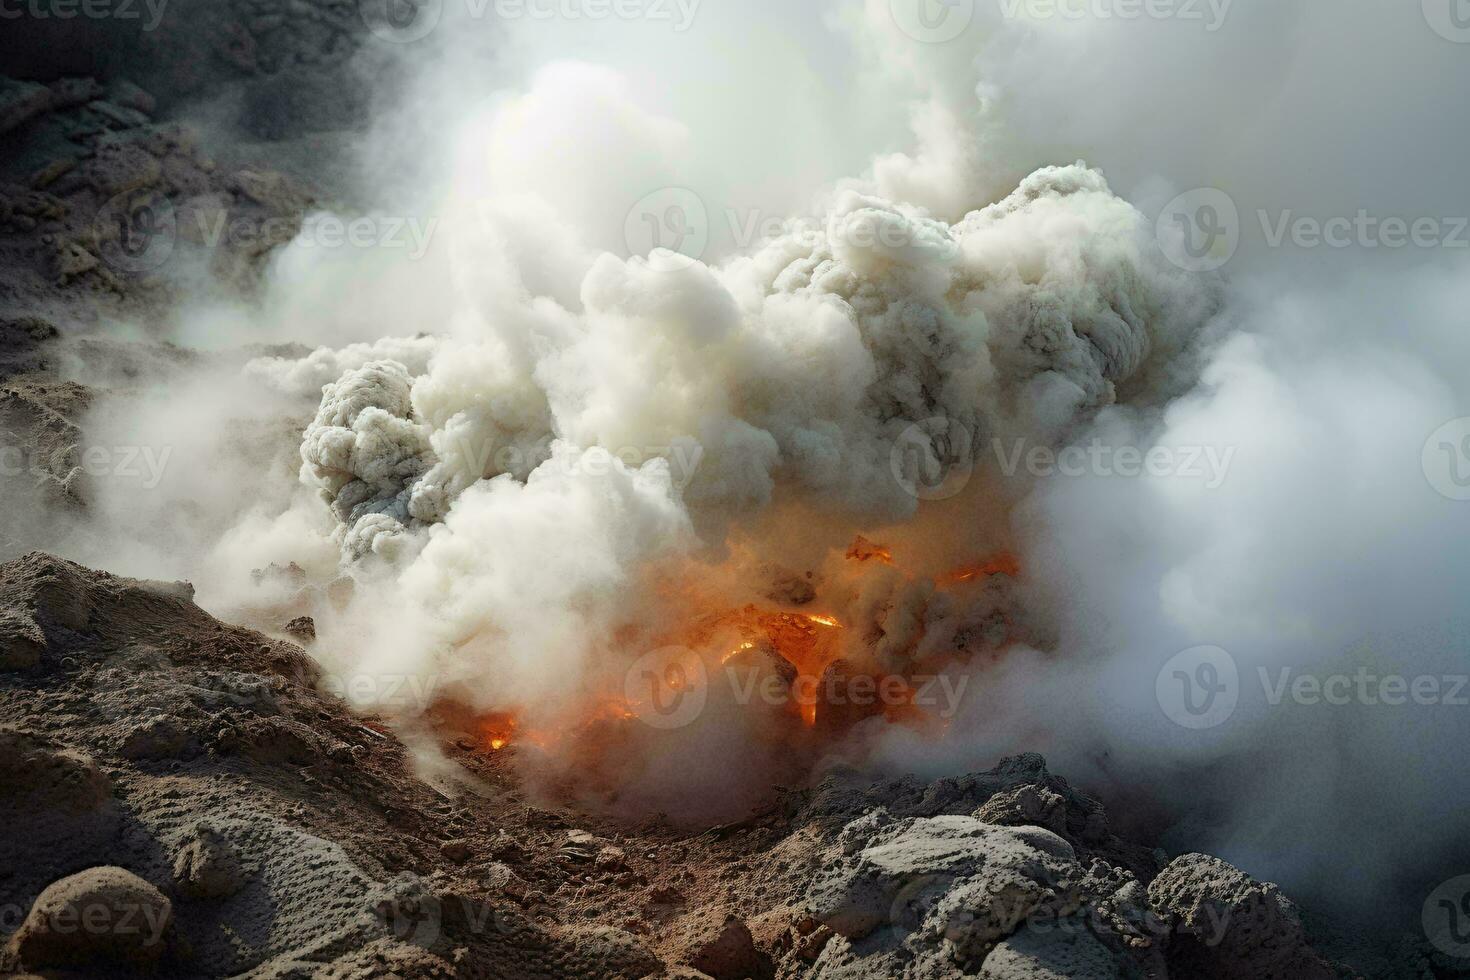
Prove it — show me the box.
[1148,853,1335,980]
[974,783,1071,837]
[172,822,247,899]
[979,919,1126,979]
[282,614,316,642]
[0,611,45,670]
[0,726,111,811]
[7,866,173,970]
[672,909,768,980]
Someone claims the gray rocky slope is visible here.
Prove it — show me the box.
[0,552,1453,978]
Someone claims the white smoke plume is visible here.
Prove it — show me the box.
[44,0,1470,923]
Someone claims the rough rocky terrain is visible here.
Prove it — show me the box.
[0,552,1454,978]
[0,9,1462,979]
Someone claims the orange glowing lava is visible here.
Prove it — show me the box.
[940,552,1021,585]
[845,535,894,564]
[464,541,1023,760]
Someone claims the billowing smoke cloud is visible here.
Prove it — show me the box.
[279,163,1214,569]
[44,0,1470,921]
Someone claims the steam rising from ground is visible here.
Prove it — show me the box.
[41,0,1470,922]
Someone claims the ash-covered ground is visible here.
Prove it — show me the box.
[0,551,1439,979]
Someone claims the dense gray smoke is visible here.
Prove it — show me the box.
[28,0,1469,922]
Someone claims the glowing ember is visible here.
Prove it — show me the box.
[845,535,894,564]
[941,552,1021,585]
[722,640,756,664]
[479,711,518,751]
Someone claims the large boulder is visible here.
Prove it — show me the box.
[805,811,1103,975]
[8,866,173,970]
[672,909,768,980]
[979,919,1128,979]
[1148,853,1334,979]
[171,822,246,900]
